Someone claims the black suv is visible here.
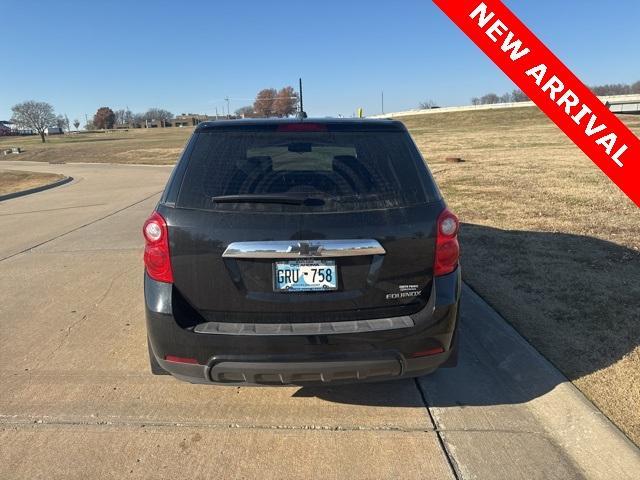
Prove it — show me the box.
[144,118,460,385]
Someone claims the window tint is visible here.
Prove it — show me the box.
[177,130,439,211]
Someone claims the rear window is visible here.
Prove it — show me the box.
[176,129,439,212]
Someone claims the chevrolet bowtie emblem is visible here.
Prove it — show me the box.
[293,242,323,256]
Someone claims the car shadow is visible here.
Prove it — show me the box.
[293,223,640,408]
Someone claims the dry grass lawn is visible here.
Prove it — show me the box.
[0,169,65,196]
[401,107,640,445]
[0,127,192,165]
[1,110,638,444]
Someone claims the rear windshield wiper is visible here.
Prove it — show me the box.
[212,194,325,206]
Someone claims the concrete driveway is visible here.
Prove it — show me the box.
[1,161,638,479]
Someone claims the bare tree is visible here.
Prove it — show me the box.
[480,93,500,104]
[131,113,145,127]
[511,89,529,102]
[73,119,80,131]
[94,107,116,129]
[114,109,133,126]
[591,83,631,96]
[473,90,528,105]
[235,106,255,117]
[592,81,640,95]
[253,88,278,117]
[11,100,57,143]
[418,99,438,109]
[273,86,299,117]
[56,115,66,131]
[55,114,70,132]
[143,108,173,126]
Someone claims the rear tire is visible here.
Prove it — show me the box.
[148,339,169,375]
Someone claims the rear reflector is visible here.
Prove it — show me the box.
[164,355,200,364]
[410,347,445,358]
[277,123,327,132]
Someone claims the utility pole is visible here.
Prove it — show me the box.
[215,107,219,120]
[298,78,307,118]
[224,97,230,118]
[299,78,304,114]
[381,90,384,114]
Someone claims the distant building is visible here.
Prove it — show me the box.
[115,113,235,129]
[0,121,11,136]
[141,119,167,128]
[170,114,214,127]
[119,114,217,129]
[44,126,63,135]
[605,94,640,115]
[0,120,35,135]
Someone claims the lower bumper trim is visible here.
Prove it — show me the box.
[193,316,414,336]
[209,357,402,384]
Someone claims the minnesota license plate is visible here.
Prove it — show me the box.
[273,260,338,292]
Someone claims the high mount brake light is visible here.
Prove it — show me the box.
[277,123,327,132]
[434,208,460,277]
[143,211,173,283]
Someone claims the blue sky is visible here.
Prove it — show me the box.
[1,0,638,124]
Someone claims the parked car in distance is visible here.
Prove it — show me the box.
[144,118,461,385]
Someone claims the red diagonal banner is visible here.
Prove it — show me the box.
[432,0,640,207]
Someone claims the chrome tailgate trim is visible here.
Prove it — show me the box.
[222,239,385,259]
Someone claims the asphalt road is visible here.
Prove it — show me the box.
[1,161,639,479]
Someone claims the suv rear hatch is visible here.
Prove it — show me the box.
[160,120,443,325]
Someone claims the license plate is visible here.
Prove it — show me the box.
[273,260,338,292]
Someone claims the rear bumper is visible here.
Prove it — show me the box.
[150,347,454,386]
[145,267,461,385]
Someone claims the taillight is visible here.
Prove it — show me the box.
[143,211,173,283]
[434,208,460,276]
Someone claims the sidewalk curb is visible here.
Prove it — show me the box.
[438,284,640,478]
[0,176,73,202]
